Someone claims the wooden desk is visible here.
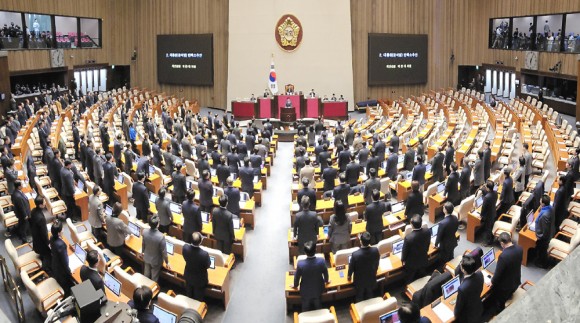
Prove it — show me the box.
[114,181,129,210]
[518,225,537,266]
[145,174,162,194]
[75,191,89,222]
[428,193,446,223]
[466,211,482,243]
[72,267,130,303]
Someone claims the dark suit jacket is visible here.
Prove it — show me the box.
[224,186,241,215]
[80,266,104,292]
[318,151,331,171]
[412,163,427,185]
[366,156,380,176]
[402,228,431,271]
[103,161,117,191]
[405,191,425,218]
[60,167,75,197]
[212,207,235,242]
[322,167,338,193]
[29,207,50,256]
[113,141,123,160]
[297,188,317,211]
[535,206,555,241]
[132,182,149,212]
[123,149,134,174]
[338,150,351,172]
[183,244,210,287]
[172,171,187,198]
[435,215,459,253]
[412,271,452,308]
[459,165,472,196]
[364,201,386,234]
[50,237,72,283]
[216,164,231,187]
[348,247,380,289]
[491,244,523,295]
[444,147,455,169]
[454,271,484,323]
[431,152,445,182]
[333,184,350,207]
[391,135,400,154]
[293,210,320,249]
[404,149,415,171]
[500,176,515,205]
[294,257,328,299]
[553,186,568,227]
[445,172,460,205]
[386,153,398,180]
[483,148,492,178]
[481,191,498,224]
[239,166,254,196]
[198,179,214,208]
[136,158,150,177]
[182,200,202,235]
[345,162,361,186]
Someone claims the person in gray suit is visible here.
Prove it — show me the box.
[93,148,105,187]
[155,188,173,234]
[523,143,533,186]
[4,159,18,194]
[513,157,526,202]
[141,215,170,282]
[60,159,79,221]
[181,134,193,160]
[88,185,106,242]
[106,202,130,257]
[211,195,236,254]
[472,150,485,194]
[293,196,320,255]
[172,163,187,204]
[363,168,381,205]
[163,145,175,175]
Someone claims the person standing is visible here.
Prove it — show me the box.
[60,159,80,221]
[80,250,104,293]
[292,241,329,312]
[443,163,461,206]
[132,172,150,221]
[534,194,555,268]
[183,232,211,301]
[293,196,320,255]
[513,157,526,202]
[523,143,533,187]
[29,196,51,273]
[198,170,214,213]
[11,181,31,243]
[328,200,352,253]
[88,185,106,242]
[363,168,381,205]
[212,195,236,254]
[224,177,241,216]
[405,181,425,222]
[498,167,515,216]
[472,151,485,194]
[434,202,459,268]
[483,141,492,181]
[348,232,379,301]
[297,178,316,212]
[155,188,173,234]
[459,158,472,200]
[141,215,170,282]
[431,146,445,182]
[454,256,484,323]
[102,153,118,205]
[182,190,202,244]
[364,189,386,244]
[444,140,455,176]
[50,221,74,295]
[553,175,569,229]
[106,202,130,257]
[412,156,427,193]
[481,180,498,246]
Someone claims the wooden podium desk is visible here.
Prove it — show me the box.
[114,181,129,210]
[280,108,297,122]
[428,193,446,223]
[75,191,89,222]
[145,173,162,194]
[517,210,540,266]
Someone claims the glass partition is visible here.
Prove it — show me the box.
[55,16,78,48]
[25,13,52,48]
[80,18,100,47]
[0,11,24,49]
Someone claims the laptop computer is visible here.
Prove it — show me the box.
[474,196,484,209]
[209,256,216,269]
[379,309,401,323]
[253,175,259,183]
[117,174,124,184]
[397,155,404,164]
[149,192,158,204]
[442,276,461,300]
[391,201,404,214]
[426,164,432,173]
[323,225,329,237]
[437,182,446,194]
[169,202,182,214]
[213,187,219,197]
[210,168,217,177]
[392,240,404,256]
[406,172,413,181]
[152,305,177,323]
[128,222,141,237]
[105,204,113,217]
[481,247,497,284]
[166,241,174,255]
[104,272,122,297]
[201,211,210,223]
[149,165,155,175]
[233,218,241,230]
[68,243,86,272]
[526,210,536,231]
[430,224,439,244]
[75,181,84,194]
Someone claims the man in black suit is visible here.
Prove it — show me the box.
[292,241,329,312]
[171,163,187,204]
[80,250,104,293]
[364,189,386,244]
[412,155,427,193]
[345,153,362,186]
[297,178,317,212]
[183,232,211,301]
[402,215,431,283]
[459,158,472,200]
[358,142,370,168]
[61,159,80,221]
[444,139,455,176]
[483,232,523,318]
[435,202,459,268]
[239,157,255,198]
[481,180,498,246]
[498,167,515,216]
[12,181,31,243]
[348,232,380,301]
[553,175,569,229]
[374,137,387,164]
[333,173,351,207]
[129,286,159,323]
[390,129,400,154]
[403,143,415,172]
[444,163,461,206]
[366,148,380,177]
[216,156,231,187]
[102,153,118,205]
[431,146,445,182]
[113,135,123,169]
[224,177,241,216]
[483,140,492,181]
[182,190,202,244]
[50,221,74,295]
[321,159,338,193]
[293,196,320,255]
[405,181,425,222]
[336,145,350,172]
[136,155,151,178]
[454,256,484,323]
[198,170,214,213]
[534,194,555,268]
[385,146,398,180]
[318,145,331,171]
[212,195,235,254]
[29,196,51,272]
[132,172,150,221]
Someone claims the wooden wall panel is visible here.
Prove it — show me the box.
[130,0,229,109]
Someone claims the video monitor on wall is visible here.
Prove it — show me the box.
[564,13,580,53]
[367,33,428,86]
[536,14,563,52]
[25,13,52,49]
[157,34,214,86]
[489,18,511,49]
[80,18,100,48]
[0,11,24,49]
[55,16,78,48]
[511,16,534,50]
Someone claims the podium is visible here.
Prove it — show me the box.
[280,108,297,122]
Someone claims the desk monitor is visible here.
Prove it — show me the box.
[201,211,210,223]
[149,165,155,175]
[213,187,218,197]
[169,202,182,214]
[397,155,404,164]
[74,243,87,263]
[526,210,535,228]
[493,183,498,192]
[393,240,404,255]
[149,192,158,204]
[231,173,238,180]
[209,256,215,269]
[406,172,413,181]
[253,175,259,183]
[166,241,174,255]
[105,204,113,217]
[430,224,439,237]
[233,218,240,230]
[379,309,401,323]
[426,164,432,173]
[442,276,461,300]
[482,247,495,270]
[437,182,446,194]
[117,174,124,184]
[475,196,484,209]
[104,272,122,297]
[175,158,183,165]
[152,305,177,323]
[240,193,248,202]
[391,201,404,214]
[186,180,193,189]
[77,181,84,192]
[323,225,329,237]
[128,222,141,237]
[210,168,216,177]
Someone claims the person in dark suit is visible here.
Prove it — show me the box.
[534,194,555,268]
[348,232,380,301]
[483,232,523,318]
[123,144,134,175]
[321,159,338,193]
[183,232,211,301]
[402,215,431,283]
[171,163,187,204]
[239,157,255,198]
[553,175,569,229]
[403,143,415,172]
[364,189,386,244]
[390,129,400,155]
[132,172,150,221]
[136,155,151,178]
[358,142,370,168]
[12,181,31,243]
[459,158,472,200]
[103,153,118,205]
[412,155,427,193]
[29,196,51,273]
[345,153,362,186]
[444,163,461,206]
[292,241,329,312]
[318,145,331,171]
[366,148,380,177]
[454,256,484,323]
[405,181,425,221]
[374,137,386,164]
[216,156,231,187]
[129,286,160,323]
[498,167,515,216]
[385,146,399,180]
[50,221,74,295]
[472,150,485,195]
[483,140,492,181]
[60,159,80,221]
[431,146,445,182]
[481,180,498,246]
[80,250,104,293]
[49,149,63,193]
[293,196,320,255]
[198,170,214,213]
[182,190,202,244]
[444,139,455,176]
[337,145,351,172]
[435,202,459,268]
[297,178,317,212]
[224,177,241,216]
[333,173,351,207]
[212,195,236,254]
[113,135,123,169]
[363,168,381,205]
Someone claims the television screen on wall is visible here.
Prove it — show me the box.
[157,34,214,86]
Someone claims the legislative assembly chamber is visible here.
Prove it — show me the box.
[0,1,579,323]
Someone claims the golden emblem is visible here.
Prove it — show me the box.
[275,14,303,52]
